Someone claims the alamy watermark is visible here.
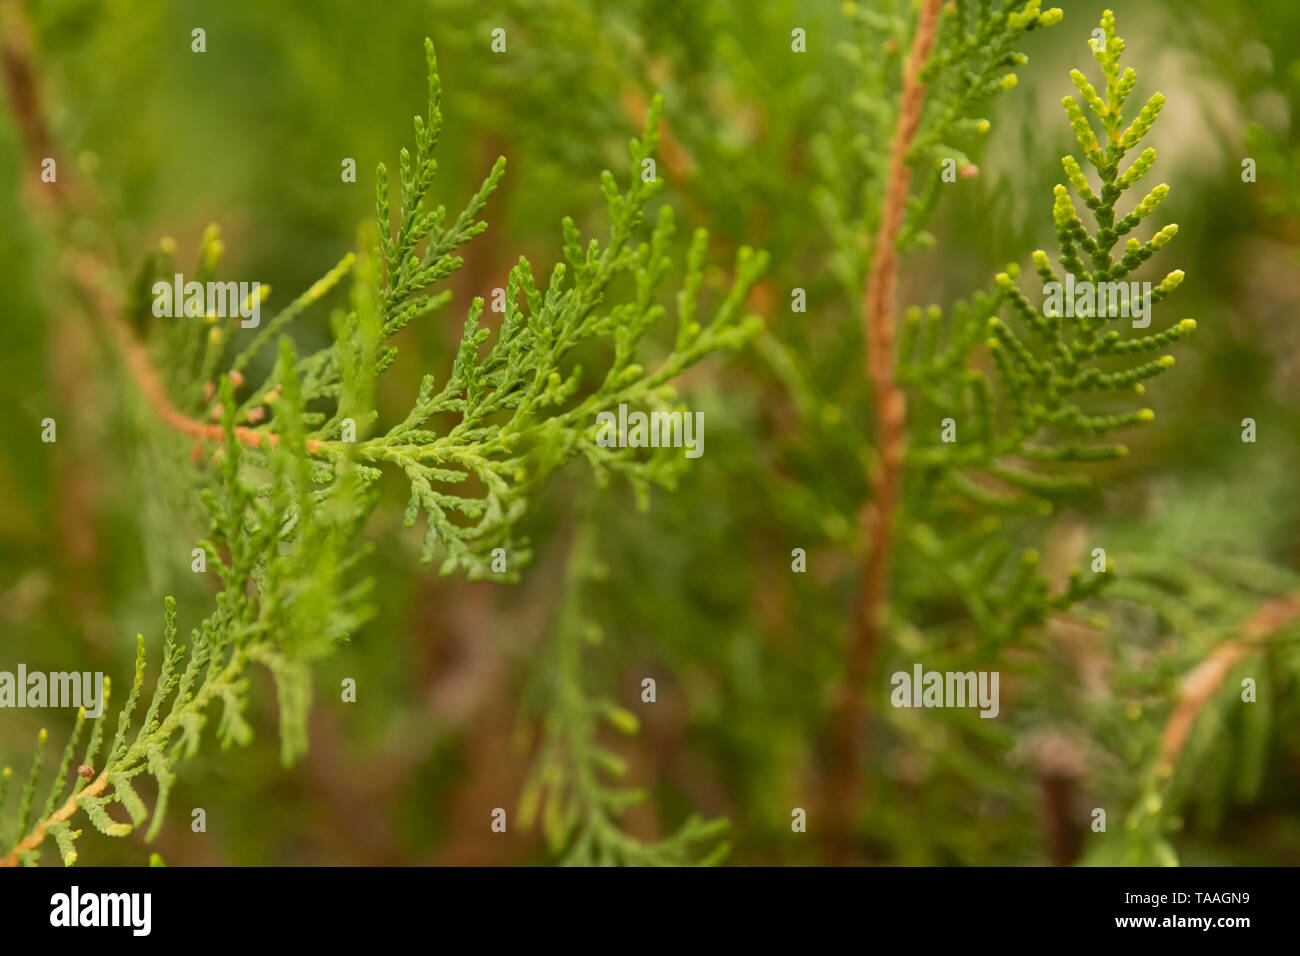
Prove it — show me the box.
[50,886,151,936]
[152,274,261,328]
[595,403,704,458]
[890,664,1000,718]
[0,665,105,717]
[1043,274,1152,328]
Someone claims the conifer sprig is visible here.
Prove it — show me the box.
[1,344,378,865]
[519,519,730,866]
[334,93,766,580]
[900,0,1063,249]
[817,1,1061,289]
[1,36,764,865]
[892,11,1193,639]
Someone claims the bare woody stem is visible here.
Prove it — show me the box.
[826,0,943,864]
[0,0,313,456]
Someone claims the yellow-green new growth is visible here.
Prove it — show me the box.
[897,12,1195,644]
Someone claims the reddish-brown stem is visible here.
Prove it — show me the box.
[0,1,313,456]
[826,0,943,864]
[0,773,110,867]
[1157,593,1300,777]
[70,253,317,453]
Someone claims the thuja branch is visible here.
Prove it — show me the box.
[1,19,767,862]
[827,0,944,863]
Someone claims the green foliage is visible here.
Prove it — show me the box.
[518,518,729,865]
[4,1,1298,869]
[812,0,1061,298]
[0,36,763,866]
[512,3,1289,868]
[897,9,1194,642]
[364,49,767,579]
[1076,546,1300,866]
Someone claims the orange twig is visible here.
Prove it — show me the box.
[826,0,943,863]
[69,254,318,453]
[0,772,110,867]
[1156,593,1300,777]
[0,0,313,456]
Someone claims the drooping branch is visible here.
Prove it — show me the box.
[1156,593,1300,777]
[826,0,943,862]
